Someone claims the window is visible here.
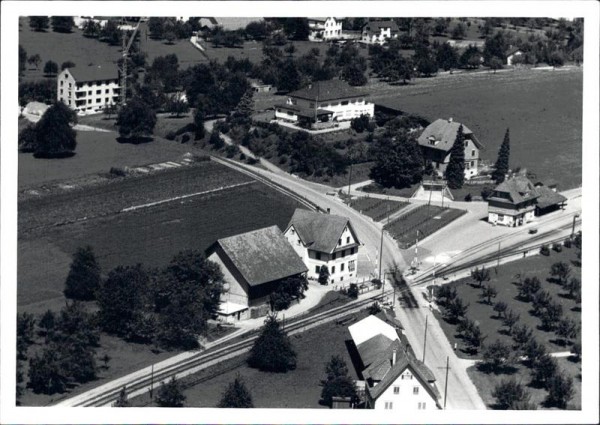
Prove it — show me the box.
[346,236,350,243]
[315,266,320,273]
[471,161,475,167]
[498,214,504,221]
[96,98,101,103]
[340,277,343,282]
[349,260,356,272]
[106,98,109,103]
[338,239,342,246]
[341,100,349,106]
[393,386,400,394]
[316,252,321,260]
[332,252,337,260]
[60,81,64,86]
[464,140,468,147]
[60,89,63,95]
[341,263,345,271]
[106,89,110,93]
[351,247,355,255]
[331,266,335,274]
[287,111,293,116]
[472,149,476,156]
[413,387,419,395]
[96,90,101,95]
[418,402,426,410]
[88,91,92,95]
[297,239,301,245]
[69,83,72,88]
[342,250,346,258]
[384,401,393,410]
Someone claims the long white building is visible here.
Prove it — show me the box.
[57,65,120,115]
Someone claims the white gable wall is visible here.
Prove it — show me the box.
[371,367,439,410]
[207,251,249,307]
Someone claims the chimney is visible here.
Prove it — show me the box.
[392,349,397,365]
[448,117,453,123]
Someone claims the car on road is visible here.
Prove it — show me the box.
[528,227,538,234]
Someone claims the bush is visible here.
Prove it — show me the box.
[347,283,359,299]
[540,244,550,256]
[563,238,572,248]
[109,167,127,177]
[464,193,472,202]
[552,242,562,252]
[240,153,246,161]
[225,144,239,158]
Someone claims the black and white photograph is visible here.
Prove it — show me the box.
[1,1,598,424]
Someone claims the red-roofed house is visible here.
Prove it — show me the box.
[284,208,361,284]
[275,79,374,128]
[417,118,483,179]
[348,315,442,410]
[58,66,120,114]
[206,225,308,319]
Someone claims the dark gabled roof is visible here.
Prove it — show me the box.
[286,79,370,102]
[417,118,482,151]
[534,186,567,209]
[358,334,396,371]
[363,20,399,34]
[286,209,360,254]
[66,65,119,83]
[210,225,307,287]
[488,175,539,205]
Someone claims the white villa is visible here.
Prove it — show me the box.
[275,79,374,128]
[284,209,361,284]
[308,17,343,41]
[57,66,120,115]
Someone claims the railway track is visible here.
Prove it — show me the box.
[57,289,391,407]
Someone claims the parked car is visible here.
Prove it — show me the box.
[529,227,538,234]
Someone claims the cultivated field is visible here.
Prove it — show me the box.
[349,197,409,222]
[385,205,467,248]
[373,67,583,189]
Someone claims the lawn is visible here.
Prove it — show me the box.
[432,248,581,360]
[349,197,409,222]
[18,129,195,190]
[19,178,303,314]
[132,310,368,408]
[372,67,583,190]
[385,205,467,248]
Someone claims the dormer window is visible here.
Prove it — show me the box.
[428,136,436,146]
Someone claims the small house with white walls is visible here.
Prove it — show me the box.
[361,20,399,45]
[506,49,524,65]
[206,225,308,320]
[417,118,483,180]
[308,17,343,41]
[284,208,361,284]
[348,314,441,410]
[275,79,374,128]
[57,65,120,115]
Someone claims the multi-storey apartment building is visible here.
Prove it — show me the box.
[57,65,120,114]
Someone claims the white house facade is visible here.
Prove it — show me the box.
[507,49,524,65]
[361,20,399,45]
[308,17,343,41]
[57,66,120,115]
[275,80,374,127]
[284,209,360,284]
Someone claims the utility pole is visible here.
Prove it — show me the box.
[413,229,420,270]
[443,356,450,409]
[422,315,428,363]
[496,241,501,269]
[149,364,154,401]
[571,213,579,238]
[378,203,390,283]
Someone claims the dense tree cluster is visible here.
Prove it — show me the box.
[320,355,357,407]
[248,314,297,372]
[50,16,74,33]
[116,98,157,140]
[269,276,309,311]
[369,130,423,189]
[19,101,77,157]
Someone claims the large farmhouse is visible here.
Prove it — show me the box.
[275,79,374,128]
[348,315,441,410]
[206,226,308,320]
[284,209,361,284]
[487,175,566,226]
[308,17,343,41]
[361,20,399,45]
[57,66,120,114]
[417,118,483,180]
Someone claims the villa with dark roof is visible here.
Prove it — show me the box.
[206,226,308,319]
[284,208,361,284]
[361,20,399,45]
[58,65,120,114]
[274,79,374,128]
[417,118,483,179]
[348,314,441,410]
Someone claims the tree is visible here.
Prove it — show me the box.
[550,261,571,286]
[523,338,547,366]
[38,309,57,338]
[492,379,533,410]
[464,323,486,354]
[97,264,150,338]
[166,96,189,118]
[571,341,581,362]
[116,98,157,140]
[318,265,330,285]
[153,250,224,349]
[492,128,511,183]
[29,16,50,31]
[545,373,574,409]
[436,285,458,306]
[43,60,59,76]
[19,45,28,75]
[61,60,75,71]
[539,302,563,331]
[218,374,254,408]
[555,317,577,346]
[248,314,297,372]
[114,386,131,407]
[488,57,503,73]
[193,105,206,139]
[481,339,513,373]
[446,297,469,323]
[82,19,101,38]
[369,133,423,189]
[518,276,541,302]
[493,301,508,318]
[531,353,557,388]
[436,42,459,71]
[480,284,498,305]
[27,53,42,70]
[445,124,466,189]
[502,309,520,335]
[63,246,101,301]
[565,277,580,300]
[31,101,77,157]
[51,16,74,33]
[28,348,67,394]
[99,20,121,45]
[347,283,359,299]
[451,23,467,40]
[164,31,176,45]
[471,266,491,288]
[433,18,449,35]
[270,276,309,311]
[511,324,533,350]
[103,103,117,120]
[320,355,357,407]
[156,377,186,407]
[148,17,165,39]
[277,59,302,93]
[208,130,225,149]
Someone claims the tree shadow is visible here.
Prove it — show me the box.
[571,306,581,312]
[497,328,510,336]
[33,151,76,159]
[116,136,153,145]
[476,362,519,376]
[546,277,561,285]
[571,259,581,268]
